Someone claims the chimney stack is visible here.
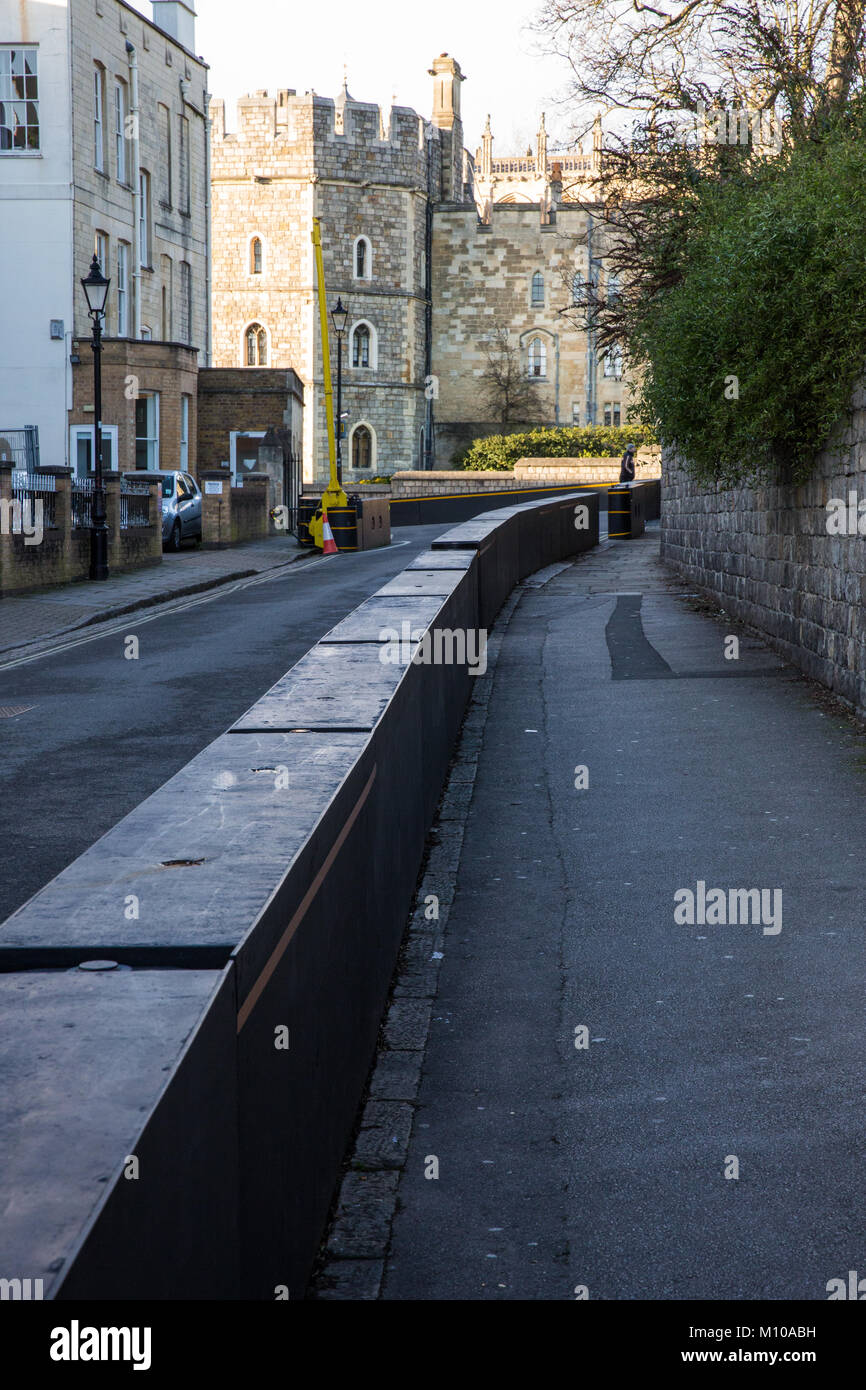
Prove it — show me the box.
[151,1,197,53]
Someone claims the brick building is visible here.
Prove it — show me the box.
[0,0,209,476]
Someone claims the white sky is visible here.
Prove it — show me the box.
[130,0,587,154]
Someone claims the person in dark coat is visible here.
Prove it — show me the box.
[619,443,636,483]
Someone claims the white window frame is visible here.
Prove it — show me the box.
[179,112,190,215]
[138,169,150,267]
[117,241,129,336]
[134,392,160,470]
[229,430,266,482]
[180,260,191,344]
[180,395,190,470]
[349,319,377,370]
[94,230,108,279]
[114,80,126,183]
[93,66,105,171]
[349,421,376,472]
[69,424,119,475]
[353,235,372,280]
[0,45,40,155]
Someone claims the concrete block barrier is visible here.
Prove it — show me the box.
[0,497,597,1299]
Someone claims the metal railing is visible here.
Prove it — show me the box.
[120,479,151,529]
[11,470,57,529]
[0,426,40,470]
[71,476,95,530]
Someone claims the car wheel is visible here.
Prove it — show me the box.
[166,520,182,552]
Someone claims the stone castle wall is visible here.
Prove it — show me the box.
[430,204,635,465]
[661,394,866,715]
[210,81,455,484]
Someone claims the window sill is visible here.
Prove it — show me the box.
[0,150,42,158]
[94,168,110,180]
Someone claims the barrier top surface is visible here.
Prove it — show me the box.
[323,595,447,642]
[231,644,408,732]
[0,968,223,1283]
[406,549,476,572]
[0,731,367,954]
[430,519,504,549]
[374,569,470,597]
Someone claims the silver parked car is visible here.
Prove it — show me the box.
[139,470,203,550]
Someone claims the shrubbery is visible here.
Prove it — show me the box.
[453,424,658,471]
[632,98,866,485]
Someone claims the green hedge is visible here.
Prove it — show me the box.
[453,424,658,471]
[633,99,866,484]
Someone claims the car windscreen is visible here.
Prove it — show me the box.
[161,477,175,498]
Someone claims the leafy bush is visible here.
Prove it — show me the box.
[453,424,658,471]
[632,98,866,485]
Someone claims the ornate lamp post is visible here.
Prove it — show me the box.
[80,254,111,580]
[330,297,349,484]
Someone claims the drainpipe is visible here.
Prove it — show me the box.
[204,90,212,365]
[127,42,141,339]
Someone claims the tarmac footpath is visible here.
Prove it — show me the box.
[378,526,866,1300]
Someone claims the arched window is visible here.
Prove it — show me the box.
[531,270,545,306]
[572,271,584,305]
[604,343,623,379]
[607,272,621,305]
[250,237,263,275]
[354,236,371,279]
[245,322,268,366]
[352,424,373,469]
[351,322,371,368]
[527,337,547,378]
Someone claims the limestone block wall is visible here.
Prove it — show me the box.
[430,205,637,465]
[661,395,866,714]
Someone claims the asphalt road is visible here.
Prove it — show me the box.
[0,525,445,925]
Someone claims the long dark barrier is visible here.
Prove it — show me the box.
[389,481,611,528]
[0,492,598,1300]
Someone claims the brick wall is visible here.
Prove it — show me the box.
[660,395,866,714]
[70,339,199,473]
[196,367,304,473]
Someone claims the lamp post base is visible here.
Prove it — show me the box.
[89,526,110,581]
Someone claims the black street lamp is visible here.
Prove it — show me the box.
[81,254,111,581]
[331,297,349,484]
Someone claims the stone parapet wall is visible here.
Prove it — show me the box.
[660,408,866,715]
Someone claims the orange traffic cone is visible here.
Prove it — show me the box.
[321,507,338,556]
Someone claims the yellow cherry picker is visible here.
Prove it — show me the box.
[306,218,347,549]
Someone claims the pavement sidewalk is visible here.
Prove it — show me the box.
[0,537,310,658]
[375,526,866,1300]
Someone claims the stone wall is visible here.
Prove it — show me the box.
[209,75,455,486]
[430,204,637,465]
[661,406,866,714]
[72,0,209,356]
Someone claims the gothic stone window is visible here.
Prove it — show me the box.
[250,237,263,275]
[352,323,371,368]
[604,343,623,379]
[531,270,545,307]
[528,336,547,378]
[354,237,371,279]
[245,322,268,366]
[352,425,372,469]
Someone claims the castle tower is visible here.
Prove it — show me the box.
[429,53,465,201]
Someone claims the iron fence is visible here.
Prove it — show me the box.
[71,476,95,529]
[120,479,151,529]
[11,470,57,529]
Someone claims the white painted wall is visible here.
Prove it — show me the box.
[0,0,73,466]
